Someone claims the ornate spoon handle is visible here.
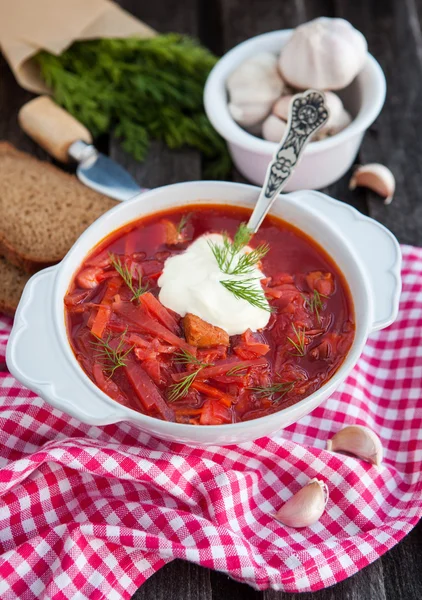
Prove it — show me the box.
[247,90,329,233]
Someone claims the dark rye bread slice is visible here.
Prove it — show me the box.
[0,257,30,316]
[0,142,117,273]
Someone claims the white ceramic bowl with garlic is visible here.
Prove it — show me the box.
[204,20,386,190]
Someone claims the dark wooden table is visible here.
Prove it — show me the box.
[1,0,421,598]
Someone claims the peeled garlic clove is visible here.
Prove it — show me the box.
[274,91,342,122]
[327,425,383,467]
[272,95,293,121]
[273,478,329,528]
[227,53,284,127]
[228,102,271,128]
[279,17,368,90]
[314,107,352,140]
[262,114,287,142]
[349,164,395,205]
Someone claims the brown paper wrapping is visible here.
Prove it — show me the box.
[0,0,156,93]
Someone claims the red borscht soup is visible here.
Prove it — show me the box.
[65,205,355,425]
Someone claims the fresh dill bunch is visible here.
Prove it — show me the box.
[35,34,232,178]
[91,329,133,378]
[109,253,148,302]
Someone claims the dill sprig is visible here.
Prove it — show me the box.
[168,369,202,402]
[173,349,212,369]
[232,243,270,276]
[303,289,327,324]
[167,350,214,402]
[35,34,231,178]
[226,364,248,376]
[176,213,192,235]
[287,323,307,357]
[221,279,272,312]
[248,380,295,404]
[208,223,253,274]
[208,223,271,311]
[91,329,133,377]
[110,254,149,302]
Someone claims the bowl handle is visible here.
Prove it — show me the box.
[6,267,125,425]
[293,191,402,332]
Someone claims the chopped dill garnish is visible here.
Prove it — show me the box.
[287,323,307,357]
[109,253,149,302]
[248,380,295,404]
[231,243,270,276]
[168,369,202,402]
[208,222,270,311]
[91,329,133,377]
[226,364,248,376]
[167,350,213,402]
[176,213,192,235]
[208,222,255,275]
[173,349,213,369]
[221,279,272,312]
[303,289,327,324]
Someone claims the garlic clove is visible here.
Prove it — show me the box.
[274,91,343,123]
[262,114,287,142]
[327,425,383,467]
[272,478,329,528]
[228,102,271,128]
[272,95,293,121]
[349,164,395,205]
[314,107,352,140]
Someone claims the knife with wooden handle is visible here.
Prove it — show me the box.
[18,96,141,201]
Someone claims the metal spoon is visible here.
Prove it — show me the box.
[247,90,330,233]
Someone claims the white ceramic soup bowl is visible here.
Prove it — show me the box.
[7,182,401,446]
[204,30,386,189]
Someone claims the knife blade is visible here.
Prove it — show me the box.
[68,141,141,201]
[18,96,141,202]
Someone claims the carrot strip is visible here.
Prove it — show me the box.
[139,292,179,334]
[191,381,234,406]
[174,408,204,416]
[91,305,111,338]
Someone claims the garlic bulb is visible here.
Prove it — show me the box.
[327,425,383,467]
[227,52,285,127]
[279,18,368,90]
[349,164,395,205]
[262,114,287,142]
[273,479,329,528]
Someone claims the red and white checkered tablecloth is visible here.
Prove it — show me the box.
[0,244,421,600]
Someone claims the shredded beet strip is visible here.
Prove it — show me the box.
[139,292,180,334]
[197,357,268,380]
[124,357,175,421]
[113,301,194,353]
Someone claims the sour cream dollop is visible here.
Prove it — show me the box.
[158,234,270,336]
